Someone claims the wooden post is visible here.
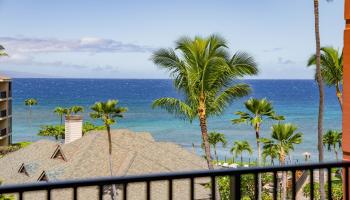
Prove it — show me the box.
[344,0,350,198]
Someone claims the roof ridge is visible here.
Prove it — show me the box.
[59,132,101,178]
[115,151,137,176]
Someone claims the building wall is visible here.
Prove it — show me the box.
[0,78,12,146]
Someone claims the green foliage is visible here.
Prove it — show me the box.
[230,140,253,163]
[0,45,8,57]
[0,195,14,200]
[90,100,127,127]
[54,107,68,124]
[208,132,227,147]
[67,106,84,116]
[303,182,343,200]
[260,123,303,163]
[232,98,284,129]
[323,130,342,151]
[0,142,32,157]
[207,131,227,161]
[24,98,38,106]
[38,125,65,140]
[151,34,258,121]
[307,47,343,87]
[82,121,105,134]
[38,122,105,140]
[218,174,273,200]
[12,141,32,148]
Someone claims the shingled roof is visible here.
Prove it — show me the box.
[0,129,211,199]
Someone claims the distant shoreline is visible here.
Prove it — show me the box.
[11,77,316,81]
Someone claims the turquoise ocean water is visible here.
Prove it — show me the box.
[12,79,342,163]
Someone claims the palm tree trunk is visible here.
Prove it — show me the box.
[336,82,343,111]
[60,115,63,126]
[241,155,243,165]
[214,146,218,163]
[313,1,326,199]
[280,154,287,200]
[107,125,117,200]
[198,96,221,200]
[198,99,213,169]
[256,128,262,200]
[335,149,339,161]
[29,106,32,128]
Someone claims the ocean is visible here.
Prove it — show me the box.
[12,79,342,163]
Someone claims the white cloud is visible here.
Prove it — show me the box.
[0,36,154,54]
[277,57,295,65]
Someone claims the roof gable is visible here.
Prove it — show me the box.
[18,163,29,176]
[37,171,49,182]
[51,145,67,161]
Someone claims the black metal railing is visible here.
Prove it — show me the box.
[0,110,6,118]
[0,162,348,200]
[0,91,6,99]
[0,128,6,137]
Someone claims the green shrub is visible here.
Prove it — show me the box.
[303,182,343,200]
[218,173,274,200]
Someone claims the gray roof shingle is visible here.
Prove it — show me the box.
[0,129,210,199]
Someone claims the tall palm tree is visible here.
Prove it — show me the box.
[260,123,303,200]
[24,98,38,126]
[151,35,258,171]
[0,45,8,57]
[208,131,227,162]
[230,140,253,164]
[54,107,68,125]
[311,0,334,198]
[308,47,343,110]
[232,98,284,198]
[90,100,127,200]
[323,130,342,161]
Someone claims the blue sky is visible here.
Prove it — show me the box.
[0,0,344,79]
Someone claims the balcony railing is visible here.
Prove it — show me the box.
[0,128,6,137]
[0,110,6,118]
[0,91,6,99]
[0,162,348,200]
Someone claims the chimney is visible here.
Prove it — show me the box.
[64,115,83,144]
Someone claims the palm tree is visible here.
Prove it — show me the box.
[90,100,127,200]
[24,98,38,126]
[262,144,278,166]
[308,47,343,110]
[67,106,84,116]
[54,107,68,125]
[38,125,65,140]
[311,0,333,198]
[208,131,227,162]
[151,34,258,171]
[0,45,8,57]
[232,98,284,198]
[260,123,303,200]
[323,130,342,161]
[230,140,253,165]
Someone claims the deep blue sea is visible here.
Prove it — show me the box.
[12,79,342,162]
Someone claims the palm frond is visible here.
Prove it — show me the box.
[152,97,196,121]
[211,84,251,115]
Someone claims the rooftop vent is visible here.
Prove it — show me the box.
[38,171,48,182]
[65,115,83,144]
[51,145,67,161]
[18,163,29,176]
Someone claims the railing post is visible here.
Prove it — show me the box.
[229,175,241,200]
[344,0,350,199]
